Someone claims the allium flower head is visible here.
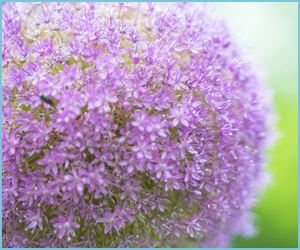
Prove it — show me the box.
[2,2,277,248]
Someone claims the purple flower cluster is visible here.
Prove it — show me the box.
[2,2,276,248]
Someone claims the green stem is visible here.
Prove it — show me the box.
[31,230,40,242]
[101,233,104,248]
[110,232,113,246]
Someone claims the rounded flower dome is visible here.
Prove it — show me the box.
[2,2,277,248]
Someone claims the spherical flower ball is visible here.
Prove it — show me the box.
[2,2,277,248]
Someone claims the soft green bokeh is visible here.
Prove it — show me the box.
[214,3,298,248]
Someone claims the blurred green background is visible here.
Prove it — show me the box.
[214,3,298,248]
